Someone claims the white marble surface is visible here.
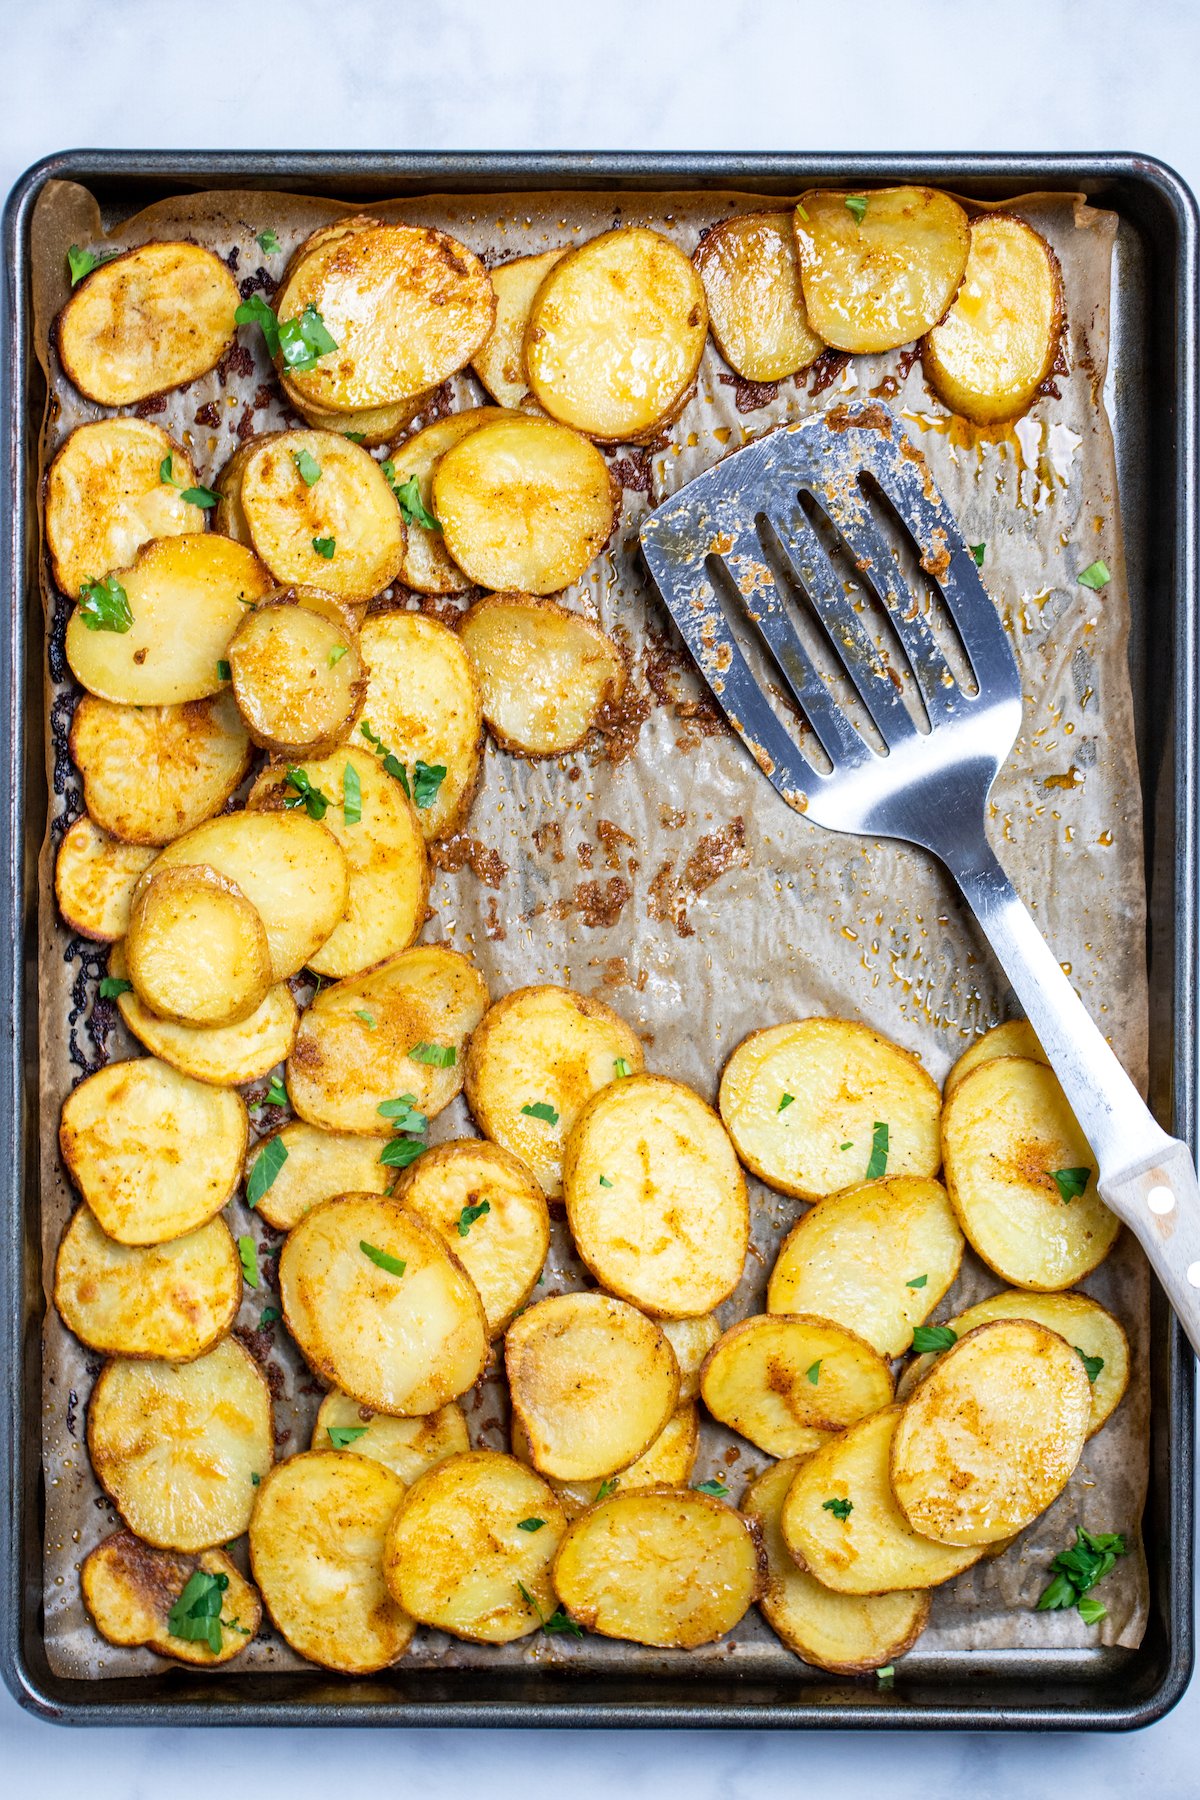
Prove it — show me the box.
[4,0,1199,1788]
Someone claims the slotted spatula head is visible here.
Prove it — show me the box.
[638,403,1022,860]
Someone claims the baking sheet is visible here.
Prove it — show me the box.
[30,178,1150,1679]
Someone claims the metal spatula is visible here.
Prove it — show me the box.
[639,400,1200,1356]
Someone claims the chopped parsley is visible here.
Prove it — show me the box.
[167,1569,231,1655]
[312,535,336,560]
[517,1517,545,1532]
[595,1477,618,1501]
[283,767,330,821]
[360,1240,406,1277]
[805,1360,822,1385]
[159,454,218,508]
[342,762,362,825]
[329,643,348,666]
[409,1042,456,1067]
[238,1235,260,1289]
[256,229,282,254]
[911,1323,957,1355]
[343,430,366,443]
[378,1092,427,1170]
[517,1579,583,1637]
[360,719,410,787]
[78,574,132,634]
[381,464,441,531]
[327,1425,368,1449]
[411,760,447,809]
[876,1664,895,1687]
[234,295,337,372]
[457,1200,491,1237]
[246,1135,288,1209]
[969,543,986,567]
[823,1497,853,1521]
[796,201,810,223]
[613,1058,632,1078]
[844,195,869,223]
[598,1175,613,1187]
[840,1141,853,1151]
[1036,1527,1127,1619]
[217,659,232,681]
[380,1136,425,1169]
[378,1094,427,1133]
[98,976,132,1000]
[1077,560,1111,591]
[694,1478,729,1497]
[293,447,322,487]
[1076,1347,1105,1383]
[864,1119,889,1181]
[354,1010,377,1029]
[259,1305,281,1326]
[264,1077,288,1109]
[67,244,116,287]
[522,1101,560,1126]
[1051,1166,1091,1204]
[906,1274,928,1290]
[778,1093,795,1113]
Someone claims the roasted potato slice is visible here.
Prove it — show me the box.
[214,434,284,545]
[280,1193,489,1414]
[660,1316,722,1403]
[125,864,273,1028]
[472,250,566,406]
[249,1449,414,1673]
[924,215,1064,424]
[552,1487,760,1647]
[54,1206,241,1361]
[82,1535,260,1665]
[279,376,432,448]
[58,240,238,405]
[60,1056,247,1244]
[794,187,970,354]
[700,1313,893,1457]
[525,228,708,442]
[431,414,619,595]
[942,1056,1119,1289]
[745,1457,928,1674]
[766,1177,964,1358]
[65,533,274,707]
[563,1073,748,1315]
[505,1291,679,1482]
[228,597,366,756]
[109,943,298,1087]
[890,1319,1092,1545]
[393,1139,550,1336]
[513,1404,699,1519]
[718,1017,942,1201]
[286,944,488,1133]
[54,814,156,942]
[311,1392,469,1482]
[460,594,626,755]
[695,211,825,382]
[944,1017,1046,1099]
[70,692,252,849]
[358,611,484,841]
[45,418,207,598]
[384,406,512,594]
[239,430,404,600]
[246,1121,392,1231]
[88,1338,272,1550]
[383,1450,567,1643]
[464,985,645,1198]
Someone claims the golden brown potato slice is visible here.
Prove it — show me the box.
[472,250,567,405]
[286,944,488,1132]
[249,1449,414,1673]
[88,1338,273,1550]
[66,534,274,707]
[464,985,645,1198]
[125,864,273,1028]
[148,810,349,982]
[745,1457,928,1674]
[311,1392,469,1481]
[383,1450,566,1643]
[58,240,238,405]
[460,594,626,755]
[54,814,156,941]
[505,1291,679,1482]
[432,414,619,595]
[779,1406,981,1594]
[247,746,427,978]
[70,692,252,848]
[525,228,708,442]
[54,1206,241,1361]
[60,1057,247,1244]
[552,1487,760,1647]
[660,1316,722,1403]
[280,1193,489,1414]
[46,418,207,599]
[393,1138,550,1336]
[563,1073,748,1315]
[923,215,1064,424]
[718,1017,942,1201]
[240,430,404,600]
[384,406,512,594]
[695,212,825,382]
[794,187,970,354]
[700,1313,893,1457]
[214,435,283,545]
[246,1121,392,1231]
[358,611,484,841]
[82,1535,260,1665]
[513,1404,699,1519]
[228,597,366,756]
[279,375,432,447]
[944,1018,1046,1100]
[108,943,298,1087]
[942,1056,1119,1289]
[766,1176,964,1358]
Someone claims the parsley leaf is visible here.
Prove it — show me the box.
[283,767,330,821]
[378,1094,427,1132]
[598,1175,613,1187]
[1036,1527,1128,1616]
[78,575,132,634]
[805,1359,822,1385]
[911,1324,957,1355]
[411,760,447,810]
[823,1497,853,1520]
[343,431,366,443]
[865,1119,889,1181]
[876,1665,895,1687]
[67,244,116,287]
[98,976,132,1000]
[327,1425,368,1449]
[259,1305,280,1326]
[342,762,362,826]
[694,1478,729,1497]
[1051,1166,1091,1204]
[1077,560,1111,591]
[354,1010,377,1029]
[457,1200,491,1237]
[238,1234,260,1289]
[246,1135,288,1209]
[845,195,869,223]
[778,1092,795,1113]
[382,464,442,531]
[312,535,336,560]
[256,229,282,254]
[1077,1596,1108,1626]
[359,720,411,793]
[217,658,232,681]
[264,1076,288,1109]
[517,1517,545,1532]
[293,447,322,487]
[522,1101,560,1125]
[182,485,219,509]
[613,1058,632,1078]
[167,1569,229,1655]
[278,302,337,372]
[969,543,986,567]
[329,644,348,666]
[409,1042,456,1067]
[517,1579,583,1637]
[840,1140,853,1151]
[906,1274,928,1289]
[595,1477,618,1501]
[233,293,282,358]
[360,1240,406,1277]
[380,1136,426,1169]
[1076,1346,1105,1383]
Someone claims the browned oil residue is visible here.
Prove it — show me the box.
[431,835,509,888]
[577,840,594,870]
[193,400,220,428]
[597,818,637,870]
[649,817,750,938]
[718,371,780,414]
[1043,766,1083,791]
[659,805,686,829]
[532,821,564,863]
[595,681,652,764]
[608,449,653,493]
[576,878,632,928]
[483,896,506,940]
[806,349,851,396]
[418,594,468,631]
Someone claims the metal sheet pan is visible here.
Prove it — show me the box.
[0,150,1194,1731]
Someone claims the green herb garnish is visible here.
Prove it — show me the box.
[293,448,322,487]
[343,431,366,443]
[378,1094,426,1131]
[409,1042,457,1067]
[98,976,133,1000]
[517,1579,583,1637]
[78,575,132,634]
[264,1077,288,1109]
[805,1360,822,1385]
[167,1569,230,1655]
[411,760,447,810]
[778,1093,795,1113]
[360,1240,406,1277]
[380,1136,426,1169]
[969,543,986,567]
[1036,1527,1127,1618]
[256,229,282,254]
[906,1274,928,1290]
[517,1517,546,1532]
[217,659,232,681]
[159,455,218,508]
[864,1119,889,1181]
[595,1477,618,1501]
[235,295,337,372]
[1076,1347,1105,1383]
[823,1497,853,1520]
[354,1010,377,1029]
[598,1175,613,1187]
[329,644,348,666]
[613,1058,632,1078]
[845,195,869,223]
[876,1665,895,1687]
[1051,1166,1091,1204]
[911,1324,957,1355]
[238,1235,260,1289]
[382,464,441,531]
[342,762,361,825]
[457,1200,491,1237]
[359,720,411,791]
[328,1426,368,1449]
[246,1135,288,1209]
[67,244,116,287]
[522,1101,560,1126]
[283,767,330,821]
[694,1478,729,1497]
[260,1306,280,1326]
[312,536,336,560]
[1077,560,1111,591]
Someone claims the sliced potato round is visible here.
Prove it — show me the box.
[563,1073,748,1316]
[65,534,274,707]
[923,214,1064,424]
[745,1457,928,1674]
[432,414,619,595]
[464,985,645,1198]
[246,1120,392,1232]
[70,692,251,849]
[58,240,238,405]
[280,1193,489,1414]
[700,1313,893,1457]
[891,1319,1092,1545]
[794,187,971,354]
[82,1535,260,1665]
[766,1177,964,1358]
[552,1487,760,1648]
[311,1392,469,1482]
[88,1338,272,1550]
[393,1138,550,1336]
[249,1449,414,1673]
[279,376,432,448]
[944,1017,1046,1100]
[214,434,284,545]
[383,1450,566,1643]
[718,1018,942,1201]
[287,944,488,1132]
[384,406,512,594]
[358,611,484,841]
[942,1056,1119,1289]
[54,814,156,942]
[660,1316,722,1403]
[514,1404,699,1519]
[472,250,567,406]
[695,211,825,382]
[460,594,626,755]
[228,597,365,756]
[60,1056,247,1244]
[109,943,298,1087]
[46,418,207,598]
[779,1406,981,1594]
[525,228,708,442]
[240,430,404,600]
[505,1291,679,1482]
[54,1206,241,1361]
[126,864,273,1028]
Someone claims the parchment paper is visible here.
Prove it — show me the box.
[30,178,1150,1681]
